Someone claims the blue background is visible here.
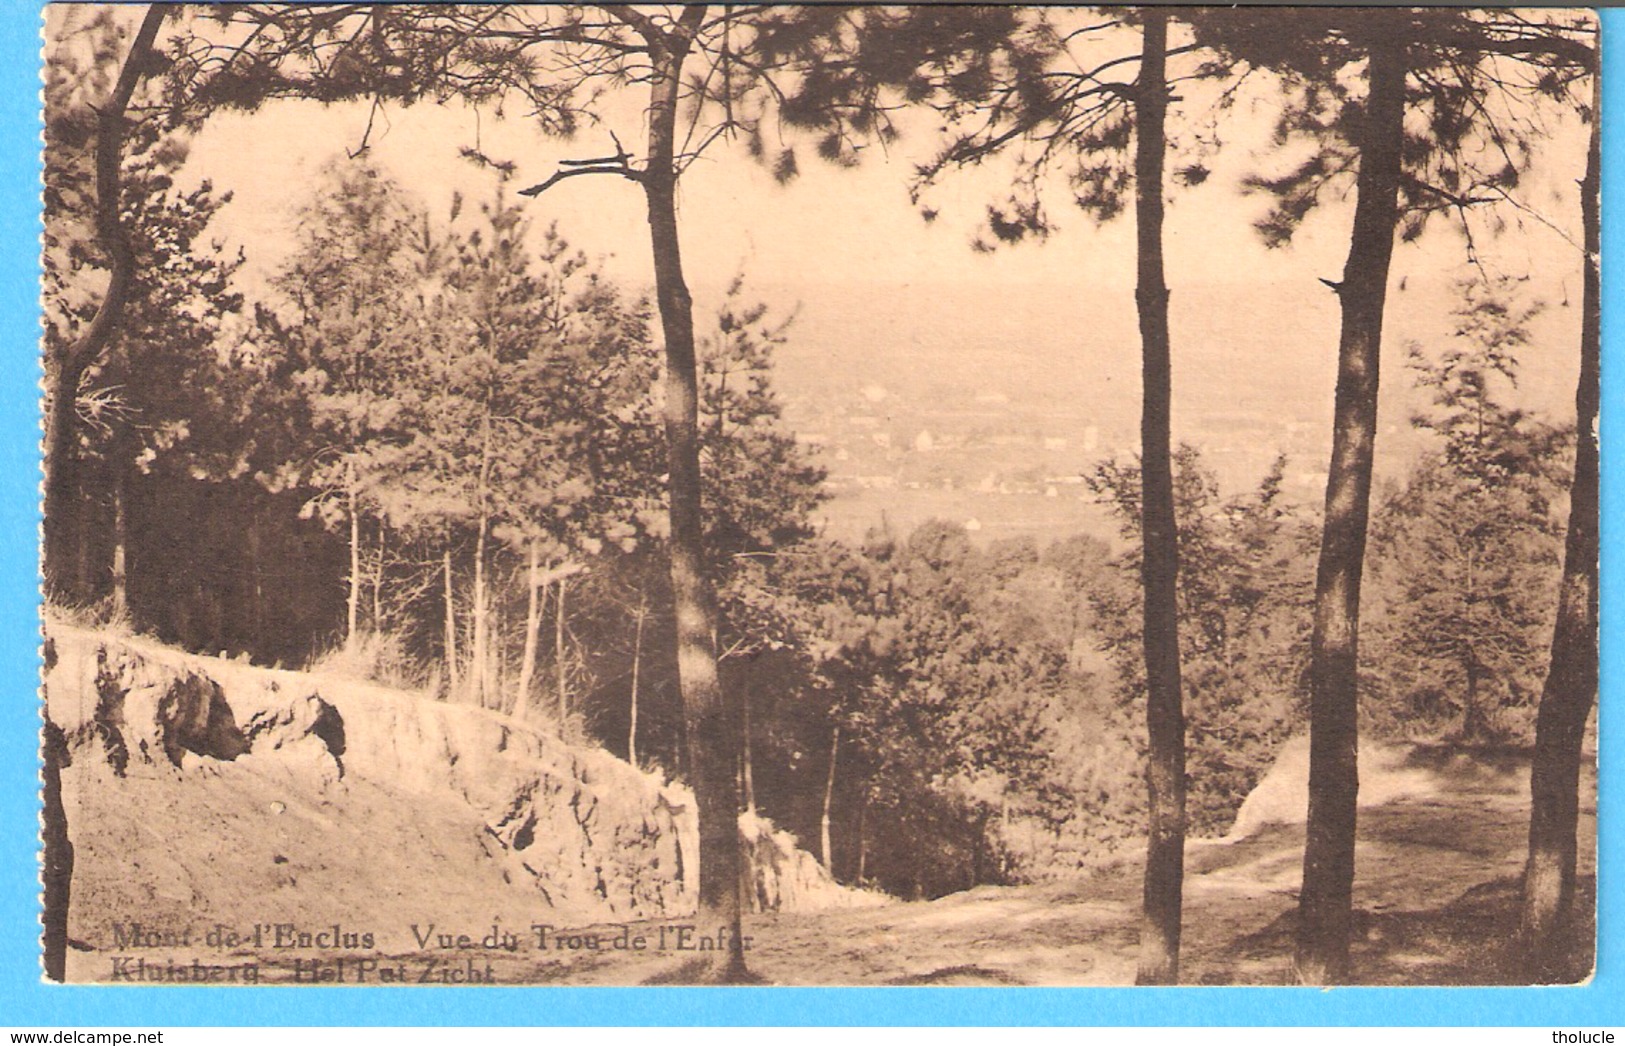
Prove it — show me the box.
[1,2,1618,1027]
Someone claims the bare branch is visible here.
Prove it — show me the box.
[518,163,641,197]
[347,94,388,158]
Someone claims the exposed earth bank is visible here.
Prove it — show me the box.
[47,626,1593,985]
[46,624,873,985]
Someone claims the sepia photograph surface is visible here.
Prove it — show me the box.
[39,4,1600,987]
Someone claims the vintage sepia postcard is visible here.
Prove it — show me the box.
[32,1,1605,1006]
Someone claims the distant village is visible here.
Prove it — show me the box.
[787,378,1338,542]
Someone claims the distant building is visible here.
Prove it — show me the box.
[914,430,935,452]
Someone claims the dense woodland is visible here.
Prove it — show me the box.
[41,5,1597,986]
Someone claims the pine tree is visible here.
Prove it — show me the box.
[771,6,1202,979]
[1186,7,1593,982]
[1370,287,1565,743]
[269,160,422,656]
[42,4,169,600]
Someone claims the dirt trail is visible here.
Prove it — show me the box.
[53,626,1594,986]
[67,758,1592,987]
[495,796,1593,986]
[394,750,1592,987]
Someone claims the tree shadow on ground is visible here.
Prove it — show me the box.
[1217,875,1596,985]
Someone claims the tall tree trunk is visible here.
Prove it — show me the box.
[443,546,458,698]
[345,476,360,655]
[516,539,541,721]
[1133,9,1186,988]
[1295,29,1408,986]
[1521,67,1600,982]
[629,6,745,981]
[821,722,840,872]
[555,576,569,721]
[41,718,73,983]
[42,5,165,598]
[628,598,645,766]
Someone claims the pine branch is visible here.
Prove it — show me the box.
[518,136,644,196]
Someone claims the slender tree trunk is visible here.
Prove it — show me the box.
[471,416,493,707]
[1521,67,1600,982]
[1462,549,1481,740]
[628,599,645,766]
[971,810,987,888]
[345,476,361,655]
[42,5,165,598]
[110,458,128,621]
[41,718,73,982]
[821,722,840,872]
[516,540,541,721]
[372,523,385,634]
[1464,650,1482,741]
[999,791,1011,881]
[71,463,96,603]
[1295,29,1408,986]
[462,585,475,694]
[630,7,745,981]
[1133,9,1186,988]
[493,601,506,700]
[248,510,265,655]
[555,576,569,722]
[471,513,488,707]
[443,547,459,698]
[856,793,868,883]
[741,688,756,815]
